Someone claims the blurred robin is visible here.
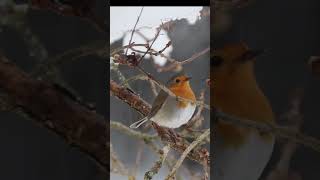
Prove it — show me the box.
[212,42,275,180]
[130,72,196,129]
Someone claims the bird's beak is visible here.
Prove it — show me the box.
[185,76,192,81]
[242,49,265,61]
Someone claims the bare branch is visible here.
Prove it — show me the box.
[131,142,144,177]
[158,47,210,72]
[214,109,320,153]
[0,54,108,173]
[125,7,144,55]
[111,121,157,142]
[265,88,304,180]
[110,80,151,115]
[144,145,170,180]
[165,129,210,180]
[111,143,129,176]
[111,43,147,56]
[138,24,162,64]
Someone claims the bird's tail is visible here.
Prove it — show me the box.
[129,117,149,128]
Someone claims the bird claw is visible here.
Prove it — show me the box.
[167,128,179,143]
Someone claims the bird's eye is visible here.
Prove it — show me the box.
[212,56,224,67]
[175,79,180,83]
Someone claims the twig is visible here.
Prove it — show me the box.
[113,68,131,89]
[131,141,144,178]
[112,43,177,67]
[111,121,163,167]
[144,145,170,180]
[158,47,210,72]
[135,30,152,42]
[265,88,303,180]
[130,47,177,63]
[129,47,158,56]
[32,40,105,76]
[203,164,209,180]
[138,23,162,64]
[165,129,210,180]
[214,109,320,153]
[125,7,144,55]
[158,41,172,54]
[111,43,147,56]
[180,47,210,65]
[120,74,148,87]
[110,143,129,176]
[111,121,157,142]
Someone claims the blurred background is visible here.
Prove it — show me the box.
[213,0,320,179]
[0,0,107,179]
[110,6,210,179]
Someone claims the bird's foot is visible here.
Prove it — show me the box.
[167,128,179,143]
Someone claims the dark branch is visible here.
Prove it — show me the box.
[0,54,108,174]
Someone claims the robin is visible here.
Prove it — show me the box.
[212,42,275,180]
[129,72,197,129]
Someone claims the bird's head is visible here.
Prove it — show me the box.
[167,73,196,102]
[212,42,264,87]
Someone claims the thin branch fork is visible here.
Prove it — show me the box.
[110,80,210,166]
[125,7,144,55]
[165,129,210,180]
[137,24,162,64]
[0,54,108,173]
[120,44,177,63]
[111,43,148,56]
[158,47,210,72]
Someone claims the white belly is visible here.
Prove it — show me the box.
[213,131,275,180]
[150,96,196,128]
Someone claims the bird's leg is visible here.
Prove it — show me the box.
[167,128,179,143]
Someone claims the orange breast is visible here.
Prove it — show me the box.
[170,84,196,108]
[214,86,275,148]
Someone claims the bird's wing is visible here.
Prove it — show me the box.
[148,90,169,118]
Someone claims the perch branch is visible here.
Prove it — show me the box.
[0,54,108,173]
[110,80,210,166]
[111,121,157,142]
